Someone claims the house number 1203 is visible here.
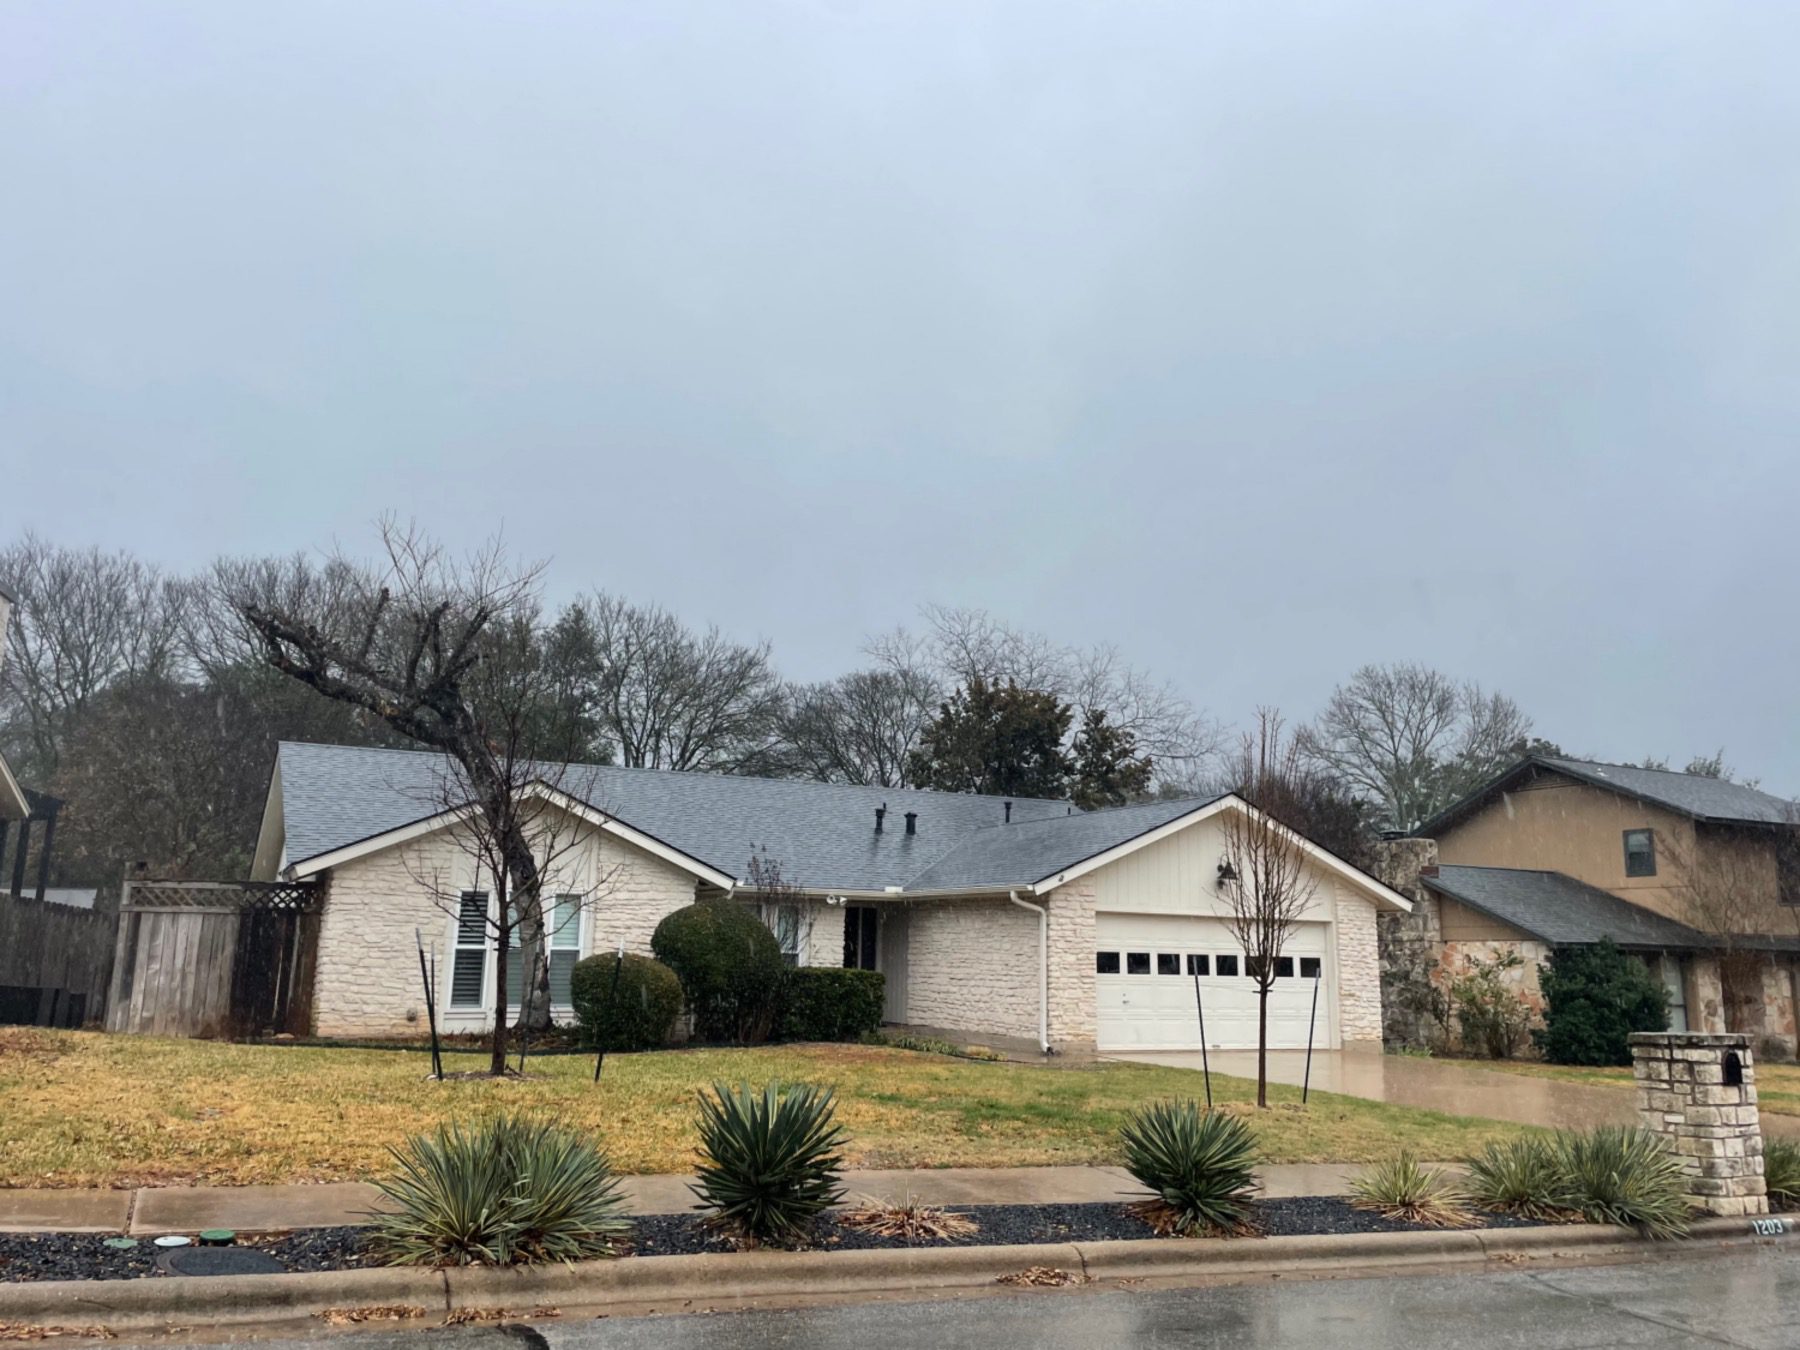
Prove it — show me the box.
[1751,1217,1789,1236]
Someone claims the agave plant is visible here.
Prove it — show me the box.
[691,1082,847,1244]
[1119,1099,1259,1236]
[1350,1151,1474,1227]
[1553,1127,1689,1240]
[1463,1135,1572,1220]
[1765,1138,1800,1213]
[367,1114,629,1266]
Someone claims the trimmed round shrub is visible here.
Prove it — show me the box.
[652,901,787,1044]
[1534,940,1668,1065]
[368,1114,629,1266]
[571,953,682,1053]
[1119,1099,1259,1235]
[691,1081,846,1244]
[779,968,885,1042]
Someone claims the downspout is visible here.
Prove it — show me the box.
[1010,890,1050,1055]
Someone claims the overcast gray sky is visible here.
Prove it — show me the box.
[5,2,1799,785]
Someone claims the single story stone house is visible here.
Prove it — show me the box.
[252,742,1410,1054]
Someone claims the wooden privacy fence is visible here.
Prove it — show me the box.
[106,879,322,1039]
[0,892,116,1028]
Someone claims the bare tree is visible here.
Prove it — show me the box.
[1298,662,1532,832]
[745,848,813,967]
[1219,710,1320,1108]
[0,534,186,781]
[777,667,939,786]
[1656,820,1800,1035]
[217,520,577,1049]
[872,605,1222,792]
[403,730,620,1076]
[576,593,782,772]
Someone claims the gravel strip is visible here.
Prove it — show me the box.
[0,1199,1549,1282]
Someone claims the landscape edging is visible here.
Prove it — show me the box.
[0,1215,1789,1331]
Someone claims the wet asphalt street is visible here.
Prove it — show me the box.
[143,1246,1800,1350]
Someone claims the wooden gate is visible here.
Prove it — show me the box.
[106,879,321,1038]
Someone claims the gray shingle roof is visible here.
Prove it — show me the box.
[277,742,1089,892]
[1535,758,1795,825]
[1421,756,1796,837]
[1424,864,1708,948]
[900,796,1226,891]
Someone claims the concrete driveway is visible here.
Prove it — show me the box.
[1108,1048,1800,1137]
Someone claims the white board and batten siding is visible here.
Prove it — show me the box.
[1086,809,1344,1053]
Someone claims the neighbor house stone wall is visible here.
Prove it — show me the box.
[1334,884,1384,1045]
[1044,878,1096,1051]
[312,820,700,1036]
[901,896,1038,1042]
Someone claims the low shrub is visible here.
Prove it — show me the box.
[1119,1099,1259,1236]
[1349,1152,1473,1227]
[652,902,787,1044]
[368,1114,629,1266]
[1462,1135,1571,1220]
[840,1194,979,1242]
[691,1082,846,1245]
[779,968,885,1042]
[1765,1139,1800,1212]
[1446,951,1534,1059]
[1533,941,1668,1066]
[1553,1127,1688,1239]
[859,1030,1006,1061]
[570,953,682,1053]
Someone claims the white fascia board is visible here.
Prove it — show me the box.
[1032,793,1413,912]
[0,749,30,821]
[288,780,737,891]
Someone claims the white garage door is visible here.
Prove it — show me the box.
[1095,914,1332,1051]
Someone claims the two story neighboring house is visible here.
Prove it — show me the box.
[1381,756,1800,1051]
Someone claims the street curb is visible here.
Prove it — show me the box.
[0,1215,1790,1332]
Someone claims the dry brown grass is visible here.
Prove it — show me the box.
[0,1031,1533,1188]
[839,1194,979,1241]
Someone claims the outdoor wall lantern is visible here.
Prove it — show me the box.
[1215,860,1239,890]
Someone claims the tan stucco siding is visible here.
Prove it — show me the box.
[1437,896,1536,943]
[1435,772,1698,919]
[312,811,700,1036]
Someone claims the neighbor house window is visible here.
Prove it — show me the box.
[844,906,879,970]
[1624,829,1657,877]
[505,895,583,1008]
[449,891,489,1009]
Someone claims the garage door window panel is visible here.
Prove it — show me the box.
[1096,952,1121,975]
[1215,954,1239,977]
[1186,954,1210,976]
[1156,953,1181,975]
[1126,952,1151,975]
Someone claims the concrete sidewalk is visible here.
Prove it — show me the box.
[0,1163,1380,1236]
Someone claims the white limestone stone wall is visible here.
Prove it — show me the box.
[1335,883,1383,1044]
[1044,878,1097,1050]
[901,897,1038,1041]
[311,817,700,1036]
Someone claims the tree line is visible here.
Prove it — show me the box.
[0,526,1737,893]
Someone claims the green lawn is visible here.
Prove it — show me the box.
[1440,1056,1800,1117]
[0,1028,1533,1189]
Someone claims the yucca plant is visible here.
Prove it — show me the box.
[368,1114,629,1266]
[1553,1127,1689,1240]
[1765,1138,1800,1212]
[1119,1099,1259,1236]
[1350,1151,1474,1227]
[691,1082,846,1245]
[1463,1135,1573,1221]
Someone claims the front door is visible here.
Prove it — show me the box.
[844,906,879,970]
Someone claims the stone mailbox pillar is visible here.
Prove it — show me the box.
[1629,1031,1767,1217]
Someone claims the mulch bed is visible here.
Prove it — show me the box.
[0,1200,1549,1283]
